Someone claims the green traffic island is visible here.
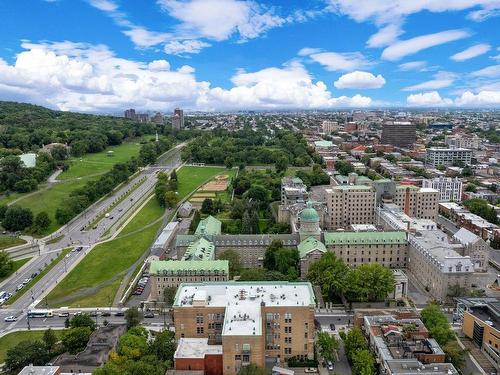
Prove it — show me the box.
[0,257,31,284]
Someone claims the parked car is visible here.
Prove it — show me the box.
[23,278,31,285]
[75,247,83,252]
[4,316,17,322]
[114,311,125,316]
[31,272,38,278]
[144,311,154,318]
[101,311,111,317]
[16,284,24,291]
[330,323,336,331]
[327,361,334,371]
[304,368,318,373]
[58,312,70,317]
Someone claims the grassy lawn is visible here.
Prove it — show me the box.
[58,142,142,181]
[176,166,235,199]
[0,257,31,284]
[0,236,26,250]
[0,330,62,363]
[46,198,165,308]
[8,249,71,305]
[15,177,92,235]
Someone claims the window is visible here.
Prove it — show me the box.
[196,327,204,334]
[196,314,204,324]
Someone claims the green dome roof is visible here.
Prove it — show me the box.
[300,201,319,222]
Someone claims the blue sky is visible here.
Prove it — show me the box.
[0,0,499,112]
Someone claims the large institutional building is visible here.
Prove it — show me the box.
[172,281,316,375]
[422,177,463,202]
[381,121,417,148]
[325,185,376,229]
[425,147,472,167]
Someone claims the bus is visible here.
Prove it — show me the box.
[27,309,53,318]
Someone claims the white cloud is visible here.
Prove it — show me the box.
[327,0,500,25]
[403,72,457,91]
[164,40,211,55]
[88,0,118,12]
[367,24,403,48]
[454,90,500,106]
[122,27,171,48]
[467,7,500,21]
[406,91,453,106]
[451,43,491,61]
[382,29,470,61]
[0,41,374,112]
[148,60,171,71]
[334,71,386,89]
[470,64,500,77]
[158,0,285,41]
[300,49,371,71]
[398,61,427,71]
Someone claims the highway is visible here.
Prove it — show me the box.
[0,143,185,334]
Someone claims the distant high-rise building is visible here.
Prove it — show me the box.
[322,120,338,134]
[381,121,416,147]
[135,113,150,123]
[124,108,136,120]
[152,112,164,124]
[172,108,184,130]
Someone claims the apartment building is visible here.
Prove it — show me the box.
[323,231,408,269]
[445,134,480,149]
[458,297,500,373]
[322,120,338,134]
[425,147,472,167]
[393,185,439,221]
[364,314,458,375]
[381,121,416,148]
[325,185,376,229]
[422,177,463,202]
[173,281,316,375]
[149,260,229,301]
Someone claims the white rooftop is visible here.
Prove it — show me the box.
[174,281,315,337]
[453,228,480,246]
[174,338,222,359]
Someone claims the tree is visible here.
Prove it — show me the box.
[0,251,14,277]
[218,249,242,277]
[34,211,51,233]
[317,332,339,362]
[307,252,350,300]
[125,307,143,329]
[465,183,477,192]
[70,313,96,330]
[43,328,58,353]
[170,169,177,181]
[421,304,454,346]
[351,349,375,375]
[189,210,201,233]
[62,327,92,354]
[244,185,270,203]
[348,263,395,302]
[241,206,259,234]
[238,363,266,375]
[335,160,354,175]
[263,240,283,270]
[461,166,473,177]
[2,205,33,231]
[344,327,367,361]
[148,329,176,362]
[0,205,7,220]
[224,156,234,169]
[201,198,214,215]
[443,341,466,370]
[275,156,288,174]
[164,191,178,208]
[5,340,50,372]
[163,286,177,306]
[118,329,149,360]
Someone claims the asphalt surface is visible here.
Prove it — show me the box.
[0,144,185,334]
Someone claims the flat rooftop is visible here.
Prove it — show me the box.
[386,360,458,375]
[174,281,315,337]
[174,338,222,359]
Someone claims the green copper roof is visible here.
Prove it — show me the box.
[332,185,373,191]
[324,231,407,245]
[314,140,333,148]
[298,236,327,258]
[150,260,228,274]
[195,215,222,236]
[300,201,319,222]
[182,237,215,261]
[396,184,419,190]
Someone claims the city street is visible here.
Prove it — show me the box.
[0,144,185,335]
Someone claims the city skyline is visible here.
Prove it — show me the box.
[0,0,499,112]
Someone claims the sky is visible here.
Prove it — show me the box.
[0,0,499,113]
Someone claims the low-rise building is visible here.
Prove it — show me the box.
[422,177,463,202]
[364,314,458,375]
[173,281,316,375]
[425,148,472,168]
[453,228,490,272]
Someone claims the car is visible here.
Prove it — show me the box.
[330,323,336,331]
[4,316,17,322]
[16,284,24,291]
[58,312,70,317]
[101,311,111,317]
[23,278,31,285]
[74,311,82,316]
[327,361,334,371]
[31,272,38,278]
[118,208,123,212]
[144,311,154,318]
[89,311,101,317]
[109,216,114,220]
[93,225,98,230]
[304,368,318,373]
[75,247,83,252]
[115,311,125,316]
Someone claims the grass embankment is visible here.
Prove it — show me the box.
[57,142,141,180]
[0,258,31,284]
[0,236,26,250]
[8,248,71,305]
[46,166,231,307]
[0,330,62,363]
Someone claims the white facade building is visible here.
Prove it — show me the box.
[422,177,463,202]
[425,148,472,167]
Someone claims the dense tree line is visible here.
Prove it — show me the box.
[182,128,316,167]
[463,198,499,224]
[155,169,178,208]
[339,327,376,375]
[307,252,395,302]
[55,138,173,225]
